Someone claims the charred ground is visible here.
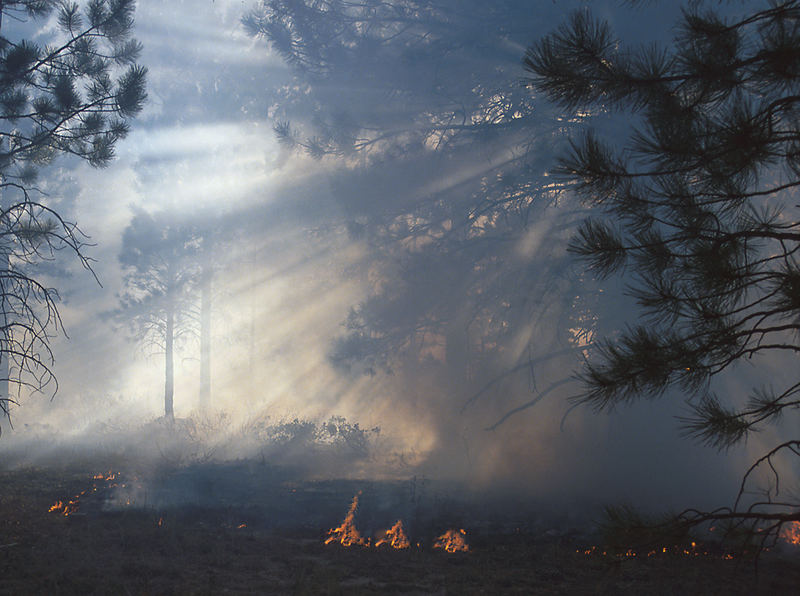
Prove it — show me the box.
[1,462,800,595]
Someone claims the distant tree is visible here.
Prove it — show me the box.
[526,2,800,548]
[117,209,200,420]
[0,0,146,429]
[198,230,213,409]
[193,222,225,411]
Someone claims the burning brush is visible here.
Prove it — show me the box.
[324,493,468,552]
[48,499,80,516]
[47,470,124,517]
[375,520,411,549]
[325,492,370,547]
[433,528,470,553]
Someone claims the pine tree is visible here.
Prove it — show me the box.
[247,0,581,411]
[117,209,201,421]
[1,0,146,173]
[0,0,146,428]
[525,2,800,546]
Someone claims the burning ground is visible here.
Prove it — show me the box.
[2,460,800,594]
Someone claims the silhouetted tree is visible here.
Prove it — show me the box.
[199,233,213,409]
[0,0,146,429]
[117,209,200,420]
[248,0,586,411]
[244,0,542,161]
[526,1,800,548]
[193,223,225,410]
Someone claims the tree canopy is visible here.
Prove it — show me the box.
[526,0,800,545]
[1,0,146,175]
[247,0,591,415]
[0,0,146,426]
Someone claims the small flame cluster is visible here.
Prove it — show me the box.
[324,493,468,552]
[580,521,800,560]
[781,521,800,546]
[433,528,469,553]
[47,470,121,517]
[48,499,80,516]
[375,520,411,549]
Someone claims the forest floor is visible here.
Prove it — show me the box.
[1,462,799,595]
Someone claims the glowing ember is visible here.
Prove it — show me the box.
[781,521,800,546]
[375,520,410,549]
[47,501,63,513]
[325,493,370,547]
[433,529,469,553]
[47,498,80,516]
[237,523,247,529]
[579,541,738,560]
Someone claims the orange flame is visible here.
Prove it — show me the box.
[48,470,123,517]
[375,520,410,549]
[433,528,469,553]
[48,501,64,513]
[580,540,735,559]
[92,470,117,482]
[324,493,369,547]
[781,521,800,546]
[48,499,80,516]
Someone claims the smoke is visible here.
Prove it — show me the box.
[0,0,784,525]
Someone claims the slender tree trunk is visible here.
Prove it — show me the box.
[0,184,9,435]
[164,305,174,420]
[0,252,8,435]
[446,308,472,382]
[199,262,211,409]
[248,250,256,401]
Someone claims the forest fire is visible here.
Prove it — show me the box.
[375,520,410,549]
[324,493,370,547]
[433,529,470,553]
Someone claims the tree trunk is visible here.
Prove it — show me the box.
[199,262,211,409]
[0,186,9,435]
[164,305,174,420]
[445,309,471,380]
[0,258,9,435]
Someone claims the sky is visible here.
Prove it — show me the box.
[0,0,786,515]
